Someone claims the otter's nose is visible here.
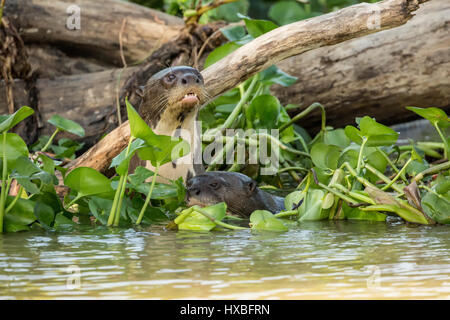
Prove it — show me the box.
[187,187,201,196]
[179,73,200,86]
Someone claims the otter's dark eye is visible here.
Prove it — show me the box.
[209,182,219,189]
[167,74,176,81]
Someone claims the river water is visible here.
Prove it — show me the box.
[1,220,449,299]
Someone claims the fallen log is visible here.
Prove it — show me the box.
[66,0,428,174]
[4,0,184,65]
[0,21,225,144]
[273,0,450,130]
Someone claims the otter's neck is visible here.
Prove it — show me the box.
[147,109,203,182]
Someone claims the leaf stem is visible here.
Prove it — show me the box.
[193,206,249,230]
[414,160,450,182]
[219,74,259,131]
[41,128,60,152]
[0,131,8,232]
[381,157,412,191]
[136,164,160,225]
[279,102,326,133]
[433,122,449,159]
[316,182,359,205]
[356,137,368,175]
[5,185,22,213]
[274,210,298,218]
[364,163,404,194]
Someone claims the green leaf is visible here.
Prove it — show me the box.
[64,167,114,200]
[0,106,34,133]
[53,213,76,228]
[127,197,168,225]
[311,142,341,170]
[247,94,281,129]
[238,13,278,38]
[269,1,308,25]
[131,182,179,200]
[126,99,154,141]
[48,114,85,137]
[110,138,146,175]
[9,156,54,194]
[284,191,304,211]
[324,129,351,148]
[4,197,37,226]
[422,190,450,224]
[138,136,190,167]
[38,153,56,175]
[365,149,388,183]
[406,107,449,127]
[34,202,55,228]
[343,203,387,221]
[88,197,113,225]
[250,210,288,232]
[204,42,241,68]
[30,191,64,216]
[128,166,155,186]
[365,186,429,224]
[259,65,297,87]
[219,0,248,21]
[220,25,246,41]
[345,116,398,147]
[298,189,329,221]
[0,133,29,174]
[177,202,227,231]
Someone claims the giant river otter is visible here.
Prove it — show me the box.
[133,66,208,182]
[185,171,285,217]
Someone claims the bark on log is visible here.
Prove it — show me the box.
[4,0,184,65]
[66,0,427,174]
[273,0,450,130]
[0,22,225,145]
[202,0,427,98]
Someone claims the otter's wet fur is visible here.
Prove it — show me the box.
[133,66,209,182]
[185,171,285,218]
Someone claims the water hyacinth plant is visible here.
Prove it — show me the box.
[0,15,448,232]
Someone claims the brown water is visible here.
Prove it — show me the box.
[1,220,449,300]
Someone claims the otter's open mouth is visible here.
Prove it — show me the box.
[180,92,199,106]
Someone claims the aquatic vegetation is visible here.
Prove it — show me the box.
[0,15,448,233]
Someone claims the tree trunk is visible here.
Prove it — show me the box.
[65,0,427,174]
[4,0,184,65]
[272,0,450,130]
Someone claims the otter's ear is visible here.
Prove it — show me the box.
[246,181,257,195]
[136,86,145,98]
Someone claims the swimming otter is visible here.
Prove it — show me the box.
[134,66,208,182]
[185,171,285,217]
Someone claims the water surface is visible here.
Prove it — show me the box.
[1,220,449,299]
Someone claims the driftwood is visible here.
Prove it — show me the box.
[4,0,184,65]
[1,0,445,137]
[65,0,428,174]
[0,20,225,147]
[273,0,450,130]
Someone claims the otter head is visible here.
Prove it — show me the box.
[139,66,207,128]
[185,171,258,217]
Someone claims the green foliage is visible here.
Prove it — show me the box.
[48,114,85,137]
[250,210,287,231]
[175,202,227,231]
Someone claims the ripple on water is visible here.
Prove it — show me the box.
[0,222,449,299]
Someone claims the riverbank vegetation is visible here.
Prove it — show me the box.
[0,71,448,232]
[0,1,448,233]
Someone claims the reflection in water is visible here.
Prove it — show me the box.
[0,221,449,299]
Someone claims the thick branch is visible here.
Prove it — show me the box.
[4,0,183,65]
[203,0,426,98]
[66,0,427,174]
